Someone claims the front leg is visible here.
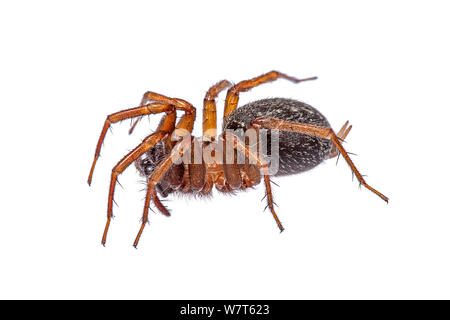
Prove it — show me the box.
[133,136,192,248]
[88,103,175,185]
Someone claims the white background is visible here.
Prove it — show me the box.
[0,1,449,299]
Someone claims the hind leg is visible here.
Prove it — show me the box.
[251,117,389,203]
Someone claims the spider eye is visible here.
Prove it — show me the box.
[138,141,170,177]
[141,158,155,176]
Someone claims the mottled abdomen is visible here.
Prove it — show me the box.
[223,98,332,176]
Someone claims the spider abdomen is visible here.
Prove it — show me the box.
[224,98,333,176]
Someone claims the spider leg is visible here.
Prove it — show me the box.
[222,131,284,232]
[251,117,389,203]
[102,131,168,246]
[128,116,143,135]
[203,80,232,141]
[329,120,353,158]
[101,110,176,246]
[129,91,196,135]
[135,91,196,139]
[129,91,168,135]
[88,103,175,185]
[133,136,192,248]
[137,92,197,224]
[223,71,317,122]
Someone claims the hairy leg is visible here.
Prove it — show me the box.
[102,131,168,246]
[88,103,175,185]
[203,80,232,142]
[251,117,388,202]
[133,136,192,247]
[222,131,284,232]
[100,109,176,245]
[153,193,170,216]
[223,71,317,122]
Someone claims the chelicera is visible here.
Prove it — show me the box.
[87,71,388,247]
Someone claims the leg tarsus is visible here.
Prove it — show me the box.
[133,181,154,248]
[330,133,389,203]
[101,217,111,246]
[132,138,191,247]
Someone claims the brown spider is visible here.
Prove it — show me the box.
[88,71,388,247]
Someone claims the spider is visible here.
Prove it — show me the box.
[87,71,388,247]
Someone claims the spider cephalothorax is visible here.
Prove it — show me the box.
[88,71,388,247]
